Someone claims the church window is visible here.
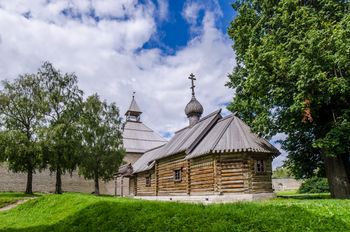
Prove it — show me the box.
[255,160,265,173]
[174,169,182,182]
[145,175,151,187]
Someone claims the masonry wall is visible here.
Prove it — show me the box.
[272,178,302,191]
[123,153,143,165]
[115,177,130,196]
[0,164,115,195]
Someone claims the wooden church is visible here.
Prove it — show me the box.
[120,74,280,202]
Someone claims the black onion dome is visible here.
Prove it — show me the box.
[185,96,204,117]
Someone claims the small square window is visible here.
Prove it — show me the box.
[174,169,182,182]
[145,175,151,187]
[255,160,265,173]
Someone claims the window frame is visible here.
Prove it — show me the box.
[174,169,182,182]
[145,175,151,187]
[255,160,266,174]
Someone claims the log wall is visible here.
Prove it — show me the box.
[157,154,188,196]
[135,171,156,196]
[250,154,273,193]
[219,153,249,194]
[133,152,274,196]
[190,156,215,195]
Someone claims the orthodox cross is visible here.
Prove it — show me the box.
[188,73,196,96]
[132,91,136,99]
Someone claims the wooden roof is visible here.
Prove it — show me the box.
[132,109,280,174]
[125,97,142,116]
[123,121,167,154]
[186,114,280,159]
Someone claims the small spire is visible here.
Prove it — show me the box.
[188,73,196,97]
[125,92,142,122]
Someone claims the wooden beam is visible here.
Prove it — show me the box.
[155,161,159,196]
[187,160,191,195]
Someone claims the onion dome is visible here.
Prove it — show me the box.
[185,96,203,117]
[185,73,203,126]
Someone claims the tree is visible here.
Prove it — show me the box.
[227,0,350,198]
[0,74,45,194]
[39,62,83,194]
[272,167,293,179]
[79,94,124,195]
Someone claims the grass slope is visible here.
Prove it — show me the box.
[0,193,349,232]
[0,193,36,208]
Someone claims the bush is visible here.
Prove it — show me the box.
[299,177,329,193]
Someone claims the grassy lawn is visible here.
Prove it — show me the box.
[0,192,349,232]
[276,190,331,199]
[0,192,36,208]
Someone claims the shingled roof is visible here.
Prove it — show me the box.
[132,144,165,173]
[132,109,280,174]
[125,97,142,115]
[123,121,167,154]
[123,95,167,154]
[186,114,280,159]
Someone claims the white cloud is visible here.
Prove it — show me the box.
[182,1,202,25]
[156,0,168,21]
[271,133,288,169]
[0,0,234,138]
[0,0,289,167]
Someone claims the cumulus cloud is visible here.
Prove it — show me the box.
[0,0,234,132]
[271,133,288,169]
[0,0,287,168]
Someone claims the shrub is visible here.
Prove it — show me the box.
[299,177,329,193]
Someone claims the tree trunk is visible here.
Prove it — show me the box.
[55,168,62,194]
[25,167,33,195]
[94,171,100,195]
[324,153,350,199]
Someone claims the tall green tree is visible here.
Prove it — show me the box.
[0,74,45,194]
[79,94,124,195]
[227,0,350,198]
[39,62,83,194]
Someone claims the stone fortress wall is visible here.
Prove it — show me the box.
[1,164,302,194]
[272,178,302,191]
[0,164,115,194]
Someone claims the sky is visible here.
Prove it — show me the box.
[0,0,286,169]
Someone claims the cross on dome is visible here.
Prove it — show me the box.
[185,73,203,126]
[189,73,196,97]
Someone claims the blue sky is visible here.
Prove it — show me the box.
[0,0,285,168]
[144,0,236,54]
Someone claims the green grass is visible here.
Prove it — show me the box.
[0,192,36,208]
[276,190,331,199]
[0,193,349,232]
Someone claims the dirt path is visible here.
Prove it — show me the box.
[0,198,35,212]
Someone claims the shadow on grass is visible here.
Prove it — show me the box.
[1,199,348,232]
[0,193,40,198]
[277,193,331,200]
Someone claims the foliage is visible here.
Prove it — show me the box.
[299,177,330,194]
[272,167,293,179]
[79,94,124,195]
[0,74,46,194]
[0,193,349,231]
[227,0,350,197]
[38,62,83,194]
